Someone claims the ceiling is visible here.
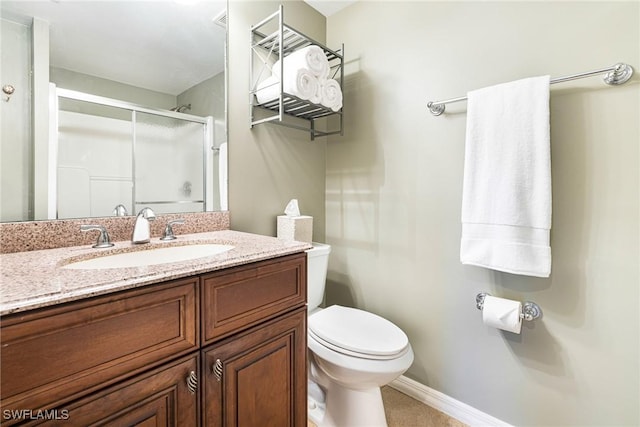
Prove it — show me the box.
[304,0,357,17]
[0,1,357,95]
[1,1,227,96]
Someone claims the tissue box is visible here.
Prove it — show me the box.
[277,215,313,243]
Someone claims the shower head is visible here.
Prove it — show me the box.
[170,104,191,113]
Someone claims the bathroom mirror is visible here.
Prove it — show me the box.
[0,0,227,222]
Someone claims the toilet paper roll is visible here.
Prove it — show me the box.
[482,295,522,334]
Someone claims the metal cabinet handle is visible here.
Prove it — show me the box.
[186,370,198,394]
[213,359,223,382]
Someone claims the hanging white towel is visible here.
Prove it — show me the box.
[272,45,329,80]
[460,75,552,277]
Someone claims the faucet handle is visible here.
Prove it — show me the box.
[81,225,115,248]
[160,219,185,241]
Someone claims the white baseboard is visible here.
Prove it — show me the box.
[389,375,512,427]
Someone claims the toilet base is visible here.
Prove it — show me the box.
[311,381,388,427]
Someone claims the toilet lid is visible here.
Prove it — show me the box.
[308,305,409,357]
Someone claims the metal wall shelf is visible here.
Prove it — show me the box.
[250,5,344,140]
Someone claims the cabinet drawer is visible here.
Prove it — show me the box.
[0,278,199,418]
[201,253,306,344]
[35,355,199,427]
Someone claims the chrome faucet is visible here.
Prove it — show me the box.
[132,207,156,244]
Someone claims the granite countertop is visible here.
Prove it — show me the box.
[0,230,312,316]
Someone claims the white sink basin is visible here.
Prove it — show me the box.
[63,244,234,270]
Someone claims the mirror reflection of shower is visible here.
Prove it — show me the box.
[49,87,224,219]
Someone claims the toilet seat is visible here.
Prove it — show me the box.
[308,305,409,360]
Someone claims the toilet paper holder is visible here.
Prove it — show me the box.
[475,293,542,322]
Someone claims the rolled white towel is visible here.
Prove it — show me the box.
[273,45,329,80]
[319,79,343,112]
[255,76,279,104]
[255,71,320,104]
[310,79,322,104]
[290,69,320,101]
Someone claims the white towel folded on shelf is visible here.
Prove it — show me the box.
[319,79,343,112]
[272,45,329,80]
[255,70,320,104]
[460,75,552,277]
[255,76,279,104]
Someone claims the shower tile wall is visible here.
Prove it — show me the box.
[57,110,132,218]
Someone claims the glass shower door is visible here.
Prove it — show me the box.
[52,88,214,219]
[134,112,206,214]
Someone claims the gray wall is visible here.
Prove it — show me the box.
[227,0,327,240]
[325,1,639,426]
[178,72,227,211]
[1,19,32,221]
[51,67,176,110]
[178,72,225,133]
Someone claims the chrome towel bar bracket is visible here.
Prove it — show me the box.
[475,292,542,322]
[428,62,634,116]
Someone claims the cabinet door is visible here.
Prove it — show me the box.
[202,308,307,427]
[37,355,199,427]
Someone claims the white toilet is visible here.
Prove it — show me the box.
[306,243,414,427]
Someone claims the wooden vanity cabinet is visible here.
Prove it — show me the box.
[0,252,307,427]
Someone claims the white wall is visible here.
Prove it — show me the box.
[326,1,639,425]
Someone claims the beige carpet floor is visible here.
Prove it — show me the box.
[308,386,468,427]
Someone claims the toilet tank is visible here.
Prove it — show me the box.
[306,243,331,312]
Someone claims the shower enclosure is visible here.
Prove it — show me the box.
[49,87,217,219]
